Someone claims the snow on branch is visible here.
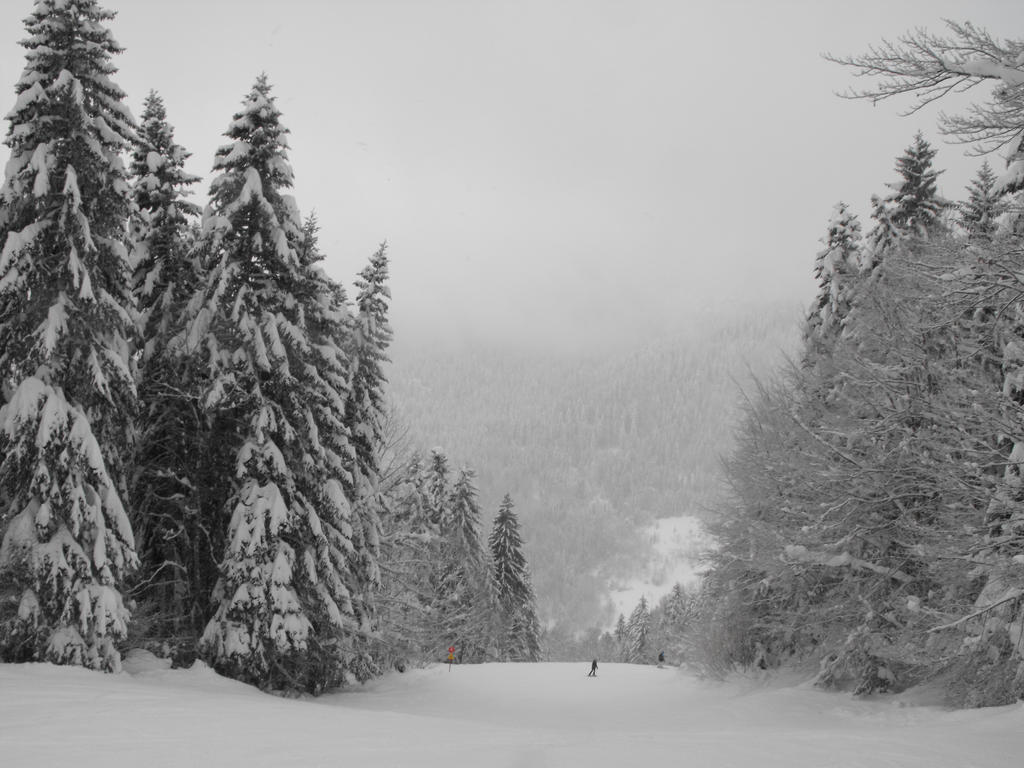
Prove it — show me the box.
[783,544,913,583]
[927,588,1023,633]
[825,20,1024,168]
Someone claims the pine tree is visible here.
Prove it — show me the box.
[346,243,392,496]
[804,202,861,357]
[182,75,374,691]
[614,613,627,642]
[373,452,442,668]
[127,90,209,648]
[425,449,451,527]
[866,133,946,270]
[488,494,541,661]
[626,596,650,663]
[613,612,628,661]
[0,0,139,670]
[959,161,1007,243]
[449,468,485,565]
[130,90,201,350]
[437,467,495,661]
[298,216,382,682]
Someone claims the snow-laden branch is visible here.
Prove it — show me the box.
[783,544,913,583]
[927,588,1023,633]
[825,20,1024,190]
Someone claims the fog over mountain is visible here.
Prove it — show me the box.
[388,299,802,630]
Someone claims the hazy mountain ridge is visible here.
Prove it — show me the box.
[386,302,803,629]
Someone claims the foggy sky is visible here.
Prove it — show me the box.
[0,0,1020,351]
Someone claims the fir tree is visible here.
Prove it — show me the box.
[425,449,451,528]
[613,612,628,660]
[804,202,861,356]
[488,494,541,661]
[437,467,495,661]
[130,90,201,350]
[663,583,691,629]
[449,468,485,564]
[866,133,946,270]
[373,452,442,668]
[182,75,374,691]
[960,161,1007,243]
[127,90,210,647]
[626,596,650,663]
[346,243,392,497]
[0,0,139,670]
[614,613,627,642]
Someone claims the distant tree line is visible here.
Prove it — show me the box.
[0,0,539,694]
[691,21,1024,707]
[389,309,797,635]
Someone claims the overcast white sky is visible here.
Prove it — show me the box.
[0,1,1020,350]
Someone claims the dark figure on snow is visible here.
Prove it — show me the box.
[658,651,665,664]
[588,659,598,677]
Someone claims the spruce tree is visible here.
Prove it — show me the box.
[625,596,650,663]
[374,452,442,667]
[804,202,861,357]
[488,494,541,661]
[613,613,627,660]
[182,75,374,691]
[346,243,392,496]
[438,467,495,661]
[866,133,946,270]
[0,0,139,670]
[127,90,209,647]
[426,449,451,527]
[130,90,201,349]
[960,161,1006,243]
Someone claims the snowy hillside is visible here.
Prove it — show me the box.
[3,656,1022,767]
[607,515,709,621]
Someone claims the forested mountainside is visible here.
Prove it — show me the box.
[387,304,801,630]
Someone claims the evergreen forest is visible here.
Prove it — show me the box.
[0,0,541,694]
[1,2,1024,711]
[388,306,798,632]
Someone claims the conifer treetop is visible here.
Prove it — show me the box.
[489,494,529,600]
[0,0,139,672]
[131,90,201,217]
[208,74,295,214]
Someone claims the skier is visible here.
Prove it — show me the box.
[658,650,665,665]
[588,659,598,677]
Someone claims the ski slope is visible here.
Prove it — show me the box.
[1,655,1022,767]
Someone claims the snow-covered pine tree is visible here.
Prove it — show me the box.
[804,202,861,357]
[297,216,382,682]
[488,494,541,662]
[127,90,211,647]
[346,243,392,496]
[614,613,626,643]
[420,449,456,651]
[625,596,650,663]
[0,0,139,670]
[425,448,451,528]
[335,243,391,670]
[130,90,201,349]
[180,75,374,691]
[864,133,946,271]
[959,161,1007,243]
[648,583,693,663]
[437,467,496,662]
[373,452,442,668]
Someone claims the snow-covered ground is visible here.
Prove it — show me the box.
[608,515,710,618]
[3,654,1022,767]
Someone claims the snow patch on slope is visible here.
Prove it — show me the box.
[607,515,712,619]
